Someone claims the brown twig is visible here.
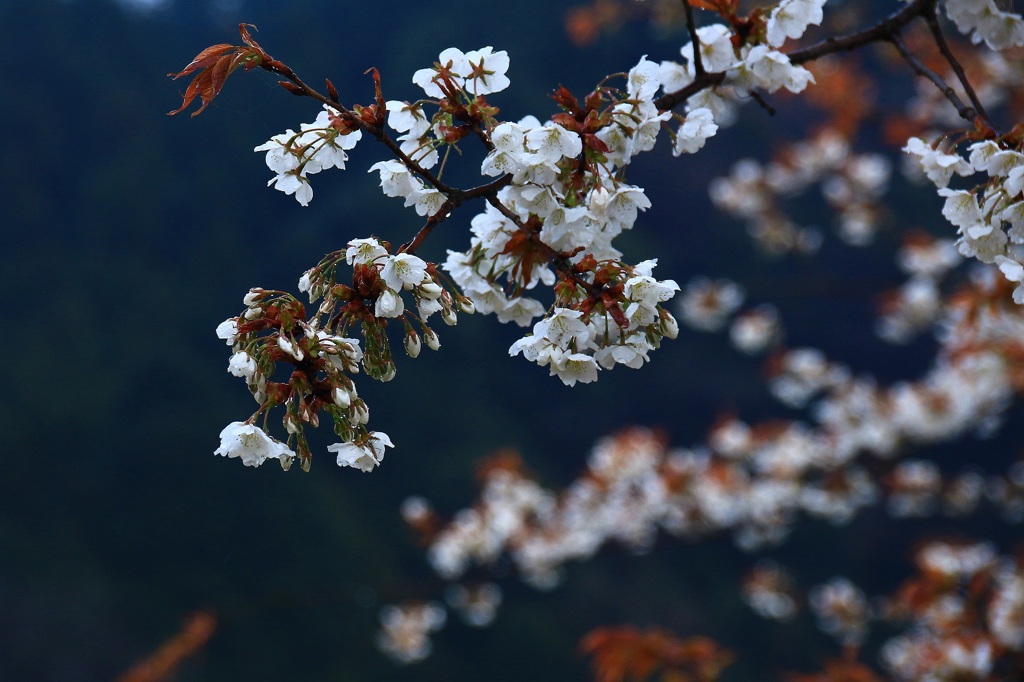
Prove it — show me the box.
[888,32,979,124]
[683,0,705,77]
[922,5,992,126]
[748,90,776,116]
[400,175,513,254]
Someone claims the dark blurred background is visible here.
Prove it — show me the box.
[2,0,1021,679]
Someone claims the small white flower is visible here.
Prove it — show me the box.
[534,308,590,347]
[369,160,421,199]
[464,46,511,95]
[903,137,973,188]
[766,0,826,47]
[227,351,257,379]
[268,172,313,206]
[277,335,304,362]
[550,351,600,386]
[735,46,814,94]
[406,188,447,217]
[385,101,429,134]
[525,124,582,163]
[329,431,395,472]
[346,237,388,265]
[381,253,428,292]
[405,333,422,358]
[627,55,662,101]
[215,422,294,468]
[216,318,238,345]
[375,289,405,318]
[674,108,718,155]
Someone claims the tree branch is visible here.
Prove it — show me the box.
[888,32,979,124]
[683,0,705,77]
[922,5,992,126]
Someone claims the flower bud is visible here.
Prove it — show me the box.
[419,280,444,299]
[227,351,257,379]
[278,335,304,361]
[243,288,266,306]
[442,308,458,326]
[216,318,239,345]
[661,311,679,340]
[424,329,441,351]
[333,387,351,408]
[405,332,422,358]
[458,296,475,314]
[375,289,405,318]
[381,364,397,382]
[352,401,370,424]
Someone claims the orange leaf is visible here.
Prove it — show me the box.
[168,47,257,117]
[168,25,273,117]
[167,44,234,79]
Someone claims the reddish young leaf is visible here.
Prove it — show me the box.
[582,626,733,682]
[168,24,276,117]
[168,46,262,117]
[168,44,234,79]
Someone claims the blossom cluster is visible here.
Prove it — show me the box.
[944,0,1024,51]
[242,3,833,387]
[213,237,467,471]
[376,602,446,664]
[753,541,1024,681]
[710,129,892,253]
[390,264,1024,640]
[254,107,362,206]
[905,136,1024,303]
[163,0,1024,676]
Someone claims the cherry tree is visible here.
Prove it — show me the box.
[167,1,1024,679]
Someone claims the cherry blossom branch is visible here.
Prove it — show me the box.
[257,60,463,197]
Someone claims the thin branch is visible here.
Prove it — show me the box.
[787,0,936,65]
[683,0,705,77]
[401,200,455,255]
[748,91,776,116]
[888,32,979,124]
[400,176,513,255]
[654,71,725,112]
[922,5,992,126]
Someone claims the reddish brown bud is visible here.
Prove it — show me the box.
[550,85,583,116]
[278,80,305,96]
